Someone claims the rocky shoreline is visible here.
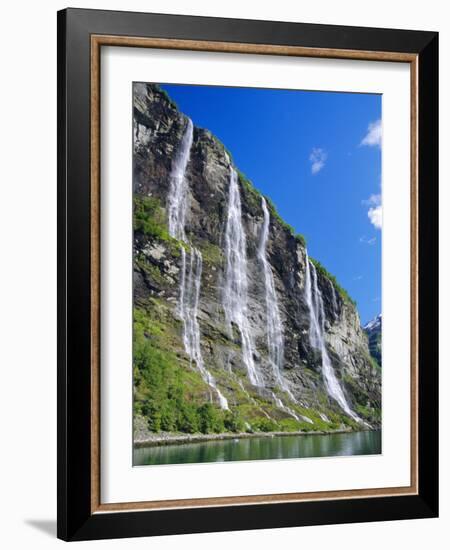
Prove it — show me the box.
[133,427,374,448]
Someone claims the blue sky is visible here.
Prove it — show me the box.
[161,84,381,325]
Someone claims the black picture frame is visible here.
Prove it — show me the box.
[57,7,438,541]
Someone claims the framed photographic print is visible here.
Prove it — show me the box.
[57,8,439,541]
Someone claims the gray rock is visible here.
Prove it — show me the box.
[133,83,381,428]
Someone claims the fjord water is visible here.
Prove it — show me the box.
[134,430,381,466]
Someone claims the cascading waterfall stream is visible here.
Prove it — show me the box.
[329,279,339,319]
[304,253,361,422]
[183,250,229,409]
[167,118,228,410]
[167,119,193,241]
[258,198,301,420]
[237,379,272,421]
[258,198,285,387]
[270,391,305,422]
[223,167,264,387]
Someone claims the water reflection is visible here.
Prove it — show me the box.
[134,430,381,466]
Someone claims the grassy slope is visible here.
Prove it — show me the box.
[133,196,363,437]
[133,88,375,437]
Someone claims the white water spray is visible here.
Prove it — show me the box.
[236,378,272,420]
[258,198,301,419]
[167,119,193,241]
[223,168,264,386]
[183,248,229,409]
[258,198,285,387]
[167,119,228,409]
[270,391,303,421]
[304,253,361,422]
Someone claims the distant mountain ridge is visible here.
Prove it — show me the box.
[364,314,382,367]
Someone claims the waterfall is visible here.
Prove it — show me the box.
[328,279,339,320]
[223,167,264,387]
[167,119,228,410]
[258,198,300,419]
[236,378,272,420]
[167,119,193,241]
[259,199,310,413]
[258,197,285,387]
[182,248,229,409]
[270,391,303,421]
[304,253,361,422]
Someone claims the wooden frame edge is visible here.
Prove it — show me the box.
[90,34,420,514]
[91,34,417,62]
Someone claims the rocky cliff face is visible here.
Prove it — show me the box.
[133,83,381,435]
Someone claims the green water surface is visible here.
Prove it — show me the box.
[134,430,381,466]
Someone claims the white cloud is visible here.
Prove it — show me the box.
[362,193,382,229]
[309,148,327,174]
[359,235,376,245]
[360,119,382,147]
[368,205,382,229]
[362,193,381,206]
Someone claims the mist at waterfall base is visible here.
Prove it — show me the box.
[161,84,381,325]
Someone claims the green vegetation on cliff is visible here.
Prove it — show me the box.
[132,184,363,437]
[134,196,170,241]
[134,305,231,434]
[309,257,357,307]
[134,195,185,257]
[133,300,357,436]
[236,168,307,247]
[132,83,380,443]
[156,85,179,111]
